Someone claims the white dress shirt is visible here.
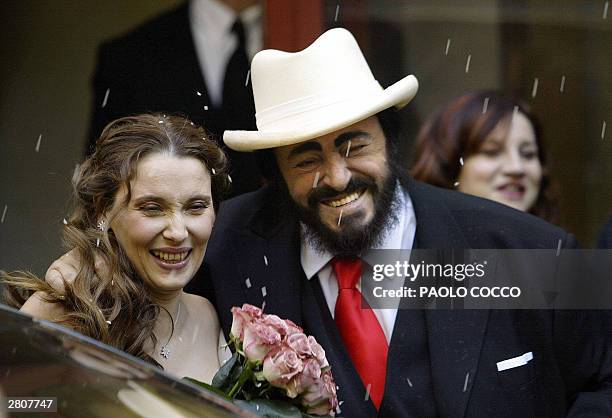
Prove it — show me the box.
[300,184,416,342]
[189,0,263,107]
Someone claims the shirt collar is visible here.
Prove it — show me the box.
[300,182,410,280]
[241,2,262,26]
[191,0,262,38]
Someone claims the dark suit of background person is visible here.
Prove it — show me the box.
[199,176,612,418]
[598,217,612,248]
[87,0,263,198]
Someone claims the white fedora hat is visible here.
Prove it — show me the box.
[223,28,419,152]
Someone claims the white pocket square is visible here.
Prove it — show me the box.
[496,351,533,371]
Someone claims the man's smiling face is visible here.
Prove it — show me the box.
[274,116,398,255]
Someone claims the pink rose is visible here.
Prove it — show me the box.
[241,304,264,318]
[227,305,337,415]
[261,314,289,335]
[284,319,303,336]
[287,333,312,357]
[302,358,323,380]
[308,336,329,368]
[243,322,282,362]
[287,358,322,396]
[301,370,338,416]
[230,304,263,340]
[262,347,304,397]
[230,307,247,340]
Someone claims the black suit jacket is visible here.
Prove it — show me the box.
[88,2,261,197]
[194,178,612,417]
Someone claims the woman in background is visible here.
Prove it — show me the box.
[411,91,558,223]
[2,114,229,383]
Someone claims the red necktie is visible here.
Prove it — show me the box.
[332,257,388,409]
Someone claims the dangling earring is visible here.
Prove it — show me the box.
[96,219,106,248]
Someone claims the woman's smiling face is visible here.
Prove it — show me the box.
[458,112,542,212]
[109,153,215,295]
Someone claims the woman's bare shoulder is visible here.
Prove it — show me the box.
[183,293,219,324]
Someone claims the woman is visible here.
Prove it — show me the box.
[2,114,229,383]
[411,91,558,223]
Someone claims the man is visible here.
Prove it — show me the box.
[202,28,612,416]
[49,29,611,416]
[88,0,263,197]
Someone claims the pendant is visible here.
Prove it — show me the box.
[160,346,170,359]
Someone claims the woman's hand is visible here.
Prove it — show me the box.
[45,249,108,293]
[45,249,80,293]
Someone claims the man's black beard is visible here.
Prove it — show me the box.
[283,170,400,257]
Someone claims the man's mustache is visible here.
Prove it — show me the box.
[307,177,378,209]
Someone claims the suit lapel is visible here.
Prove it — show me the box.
[405,179,490,418]
[301,278,377,417]
[406,178,471,250]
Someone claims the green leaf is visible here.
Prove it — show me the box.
[182,377,226,397]
[228,361,255,399]
[212,352,240,389]
[234,399,303,418]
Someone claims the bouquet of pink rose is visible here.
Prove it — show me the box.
[186,304,339,417]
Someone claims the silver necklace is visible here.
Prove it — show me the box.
[160,302,181,359]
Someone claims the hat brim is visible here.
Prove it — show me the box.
[223,75,418,152]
